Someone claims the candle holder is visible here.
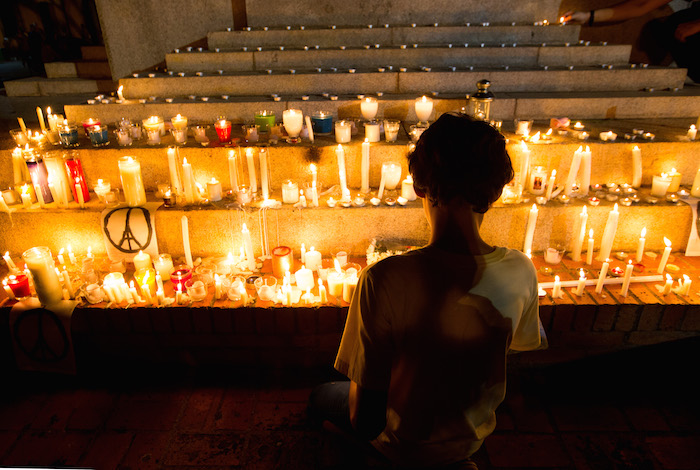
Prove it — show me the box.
[115,127,133,146]
[64,154,91,204]
[215,117,232,143]
[335,120,352,143]
[146,128,161,145]
[88,125,110,147]
[414,96,434,126]
[311,112,333,134]
[384,120,400,142]
[58,124,79,148]
[10,128,29,146]
[254,110,276,133]
[170,128,187,145]
[282,109,304,143]
[170,265,193,292]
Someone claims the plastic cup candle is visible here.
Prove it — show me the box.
[171,114,188,131]
[657,237,672,274]
[116,127,133,146]
[384,119,400,141]
[244,125,259,142]
[636,227,646,262]
[22,246,63,305]
[254,110,276,133]
[415,96,433,123]
[650,173,672,197]
[282,109,304,143]
[118,156,147,206]
[154,254,174,279]
[215,117,232,143]
[361,97,379,121]
[207,178,223,201]
[282,180,299,204]
[311,112,333,134]
[335,120,352,143]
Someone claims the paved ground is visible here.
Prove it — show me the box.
[0,337,698,470]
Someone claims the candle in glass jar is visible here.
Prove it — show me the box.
[311,112,333,134]
[364,122,380,142]
[153,254,174,279]
[342,271,358,303]
[650,173,672,197]
[207,178,222,201]
[361,97,378,121]
[81,118,100,135]
[295,265,315,291]
[227,148,240,193]
[64,155,90,204]
[271,246,293,278]
[282,109,304,142]
[415,96,433,122]
[597,203,619,262]
[335,120,352,143]
[7,274,31,298]
[171,114,188,131]
[282,180,300,204]
[22,246,63,304]
[170,265,192,291]
[667,168,681,193]
[118,156,147,206]
[215,117,232,143]
[255,110,276,133]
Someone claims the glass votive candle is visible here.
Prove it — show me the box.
[254,275,277,295]
[146,128,161,145]
[129,123,142,139]
[311,112,333,134]
[153,254,174,279]
[115,127,133,146]
[170,128,187,145]
[185,274,208,302]
[93,179,111,201]
[335,120,352,143]
[215,118,232,143]
[58,124,79,148]
[81,118,101,135]
[192,125,208,142]
[170,265,192,291]
[409,125,427,142]
[281,180,300,204]
[196,262,217,285]
[244,124,259,142]
[514,118,533,136]
[384,119,400,141]
[237,184,252,204]
[171,114,188,131]
[6,274,31,298]
[142,116,164,136]
[84,283,104,304]
[10,128,29,146]
[254,111,276,133]
[227,276,246,301]
[364,121,380,142]
[88,125,110,147]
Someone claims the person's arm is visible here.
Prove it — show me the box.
[562,0,672,25]
[348,380,388,440]
[675,18,700,42]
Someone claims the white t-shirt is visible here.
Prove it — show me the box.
[335,245,543,467]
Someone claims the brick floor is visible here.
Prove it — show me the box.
[0,338,697,469]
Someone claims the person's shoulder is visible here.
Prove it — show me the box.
[364,248,428,276]
[491,247,538,274]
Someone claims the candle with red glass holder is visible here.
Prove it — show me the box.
[64,155,91,203]
[81,118,101,135]
[169,265,193,291]
[7,274,31,298]
[214,117,232,143]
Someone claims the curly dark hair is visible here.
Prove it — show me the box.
[407,113,513,213]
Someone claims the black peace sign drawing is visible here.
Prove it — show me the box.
[103,206,153,253]
[13,308,69,363]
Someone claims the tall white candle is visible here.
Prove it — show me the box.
[246,147,258,193]
[631,146,642,188]
[133,250,152,271]
[620,260,634,297]
[636,227,646,262]
[182,216,193,267]
[361,139,370,193]
[311,181,319,207]
[182,157,195,204]
[3,252,18,272]
[228,149,240,193]
[36,106,46,132]
[523,204,538,253]
[118,156,147,207]
[597,203,619,262]
[167,147,183,196]
[319,278,327,304]
[336,145,348,194]
[682,274,692,295]
[242,222,255,271]
[661,274,673,295]
[586,229,594,265]
[574,269,586,296]
[22,246,62,305]
[692,168,700,198]
[579,146,591,196]
[689,125,697,141]
[376,165,387,200]
[595,258,609,294]
[305,115,314,142]
[545,170,556,200]
[657,237,672,274]
[519,141,531,192]
[570,205,588,262]
[259,146,269,199]
[565,146,582,196]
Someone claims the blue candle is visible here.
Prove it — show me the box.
[59,124,79,148]
[26,158,54,204]
[89,125,110,147]
[311,112,333,134]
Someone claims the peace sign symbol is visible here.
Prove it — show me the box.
[103,206,153,253]
[13,308,69,363]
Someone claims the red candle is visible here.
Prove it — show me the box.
[64,156,91,203]
[214,118,232,143]
[7,274,31,298]
[81,118,101,135]
[169,265,192,291]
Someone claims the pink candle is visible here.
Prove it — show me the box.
[169,265,192,291]
[81,118,100,135]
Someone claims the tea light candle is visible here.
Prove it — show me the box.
[595,258,610,294]
[361,97,378,121]
[523,204,538,253]
[650,173,672,197]
[599,131,617,141]
[335,120,352,143]
[657,237,672,274]
[207,178,222,201]
[415,96,433,122]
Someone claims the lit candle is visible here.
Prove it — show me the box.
[327,259,344,298]
[545,170,556,200]
[305,115,314,142]
[282,109,304,142]
[295,265,315,291]
[565,146,582,196]
[376,164,387,200]
[22,246,63,305]
[3,279,15,300]
[117,156,147,207]
[305,246,322,271]
[661,273,673,295]
[207,178,222,202]
[282,180,299,204]
[117,85,125,101]
[414,96,433,122]
[153,254,174,279]
[182,216,193,267]
[60,268,74,299]
[688,125,696,141]
[519,141,531,193]
[552,275,562,298]
[682,274,692,295]
[631,145,643,188]
[361,139,370,193]
[171,114,188,131]
[667,168,682,193]
[259,146,269,199]
[361,97,379,121]
[311,181,319,207]
[595,258,610,294]
[226,149,240,194]
[579,146,592,196]
[342,271,358,303]
[167,147,183,197]
[133,250,152,271]
[319,278,327,304]
[246,147,258,193]
[215,273,222,300]
[620,260,634,297]
[336,144,348,194]
[523,204,538,253]
[36,106,46,132]
[20,184,32,209]
[650,173,672,197]
[574,269,586,296]
[242,222,255,271]
[3,251,18,273]
[570,205,588,262]
[57,248,65,266]
[657,237,672,274]
[335,120,352,143]
[181,157,195,204]
[175,283,183,304]
[93,179,111,201]
[214,117,232,143]
[598,203,619,262]
[67,245,76,264]
[636,228,646,262]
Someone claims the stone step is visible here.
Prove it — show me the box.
[64,88,700,123]
[75,61,112,79]
[115,66,687,99]
[244,0,563,28]
[80,45,108,61]
[45,62,78,79]
[5,77,117,97]
[207,24,581,50]
[165,44,631,73]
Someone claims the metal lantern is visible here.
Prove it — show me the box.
[467,79,494,121]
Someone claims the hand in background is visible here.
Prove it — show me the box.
[674,19,700,42]
[561,10,591,24]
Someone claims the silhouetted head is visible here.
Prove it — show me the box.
[408,113,513,213]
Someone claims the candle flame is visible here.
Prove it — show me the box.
[546,128,553,136]
[641,227,646,237]
[531,203,537,211]
[691,125,697,130]
[666,273,672,281]
[520,140,529,151]
[246,147,253,156]
[582,205,587,215]
[309,163,317,173]
[664,237,671,247]
[530,131,541,142]
[628,259,633,265]
[334,258,342,273]
[551,170,556,177]
[579,269,585,278]
[613,203,619,212]
[589,228,594,238]
[554,275,560,282]
[183,157,188,164]
[683,274,690,281]
[242,222,248,231]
